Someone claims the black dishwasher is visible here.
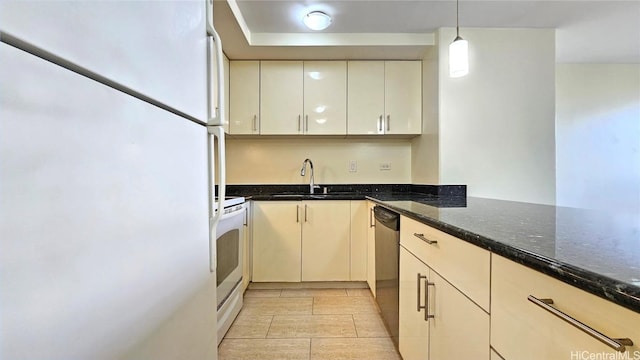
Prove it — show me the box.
[374,205,400,349]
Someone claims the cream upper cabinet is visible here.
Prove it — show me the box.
[252,200,351,282]
[491,254,640,360]
[348,61,385,135]
[399,246,430,360]
[260,61,347,135]
[366,201,377,295]
[301,201,350,281]
[350,201,368,281]
[260,61,304,135]
[303,61,347,135]
[348,61,422,135]
[384,61,422,135]
[229,61,260,134]
[252,201,301,282]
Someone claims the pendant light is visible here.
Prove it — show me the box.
[449,0,469,78]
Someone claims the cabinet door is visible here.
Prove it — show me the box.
[347,61,385,135]
[429,270,490,360]
[384,61,422,135]
[301,201,350,281]
[491,255,640,360]
[260,61,303,135]
[303,61,347,135]
[399,247,430,360]
[252,201,301,282]
[366,201,377,295]
[350,201,368,281]
[0,1,207,120]
[229,61,260,134]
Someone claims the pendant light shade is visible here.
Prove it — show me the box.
[449,36,469,78]
[449,0,469,78]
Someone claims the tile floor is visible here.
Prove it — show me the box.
[218,285,402,360]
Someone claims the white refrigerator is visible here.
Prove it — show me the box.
[0,1,226,359]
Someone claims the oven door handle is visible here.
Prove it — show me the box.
[208,126,226,273]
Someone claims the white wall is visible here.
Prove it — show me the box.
[437,28,556,204]
[556,64,640,212]
[226,138,412,184]
[411,46,440,184]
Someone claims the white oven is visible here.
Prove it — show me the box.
[215,196,245,344]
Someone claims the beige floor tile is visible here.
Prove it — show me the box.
[244,289,282,298]
[268,315,357,338]
[346,288,373,297]
[281,288,348,297]
[219,338,311,360]
[310,337,401,360]
[242,297,313,316]
[353,313,390,338]
[313,296,379,315]
[224,313,273,339]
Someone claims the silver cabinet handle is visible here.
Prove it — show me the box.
[386,114,390,131]
[244,207,248,226]
[425,280,435,321]
[304,204,308,222]
[528,295,634,352]
[305,115,309,132]
[414,233,437,245]
[417,273,427,312]
[378,115,383,132]
[296,205,300,223]
[252,114,257,132]
[369,207,375,227]
[298,115,301,132]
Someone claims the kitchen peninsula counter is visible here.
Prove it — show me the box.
[368,196,640,314]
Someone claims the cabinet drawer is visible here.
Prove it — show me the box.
[491,254,640,360]
[400,215,490,311]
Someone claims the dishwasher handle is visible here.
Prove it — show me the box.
[373,206,400,231]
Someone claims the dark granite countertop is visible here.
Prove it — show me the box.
[368,196,640,313]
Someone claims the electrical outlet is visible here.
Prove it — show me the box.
[380,162,391,171]
[349,160,357,172]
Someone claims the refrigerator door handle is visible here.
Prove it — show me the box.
[206,31,225,126]
[208,125,226,272]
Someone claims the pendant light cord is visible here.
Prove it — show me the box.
[456,0,460,37]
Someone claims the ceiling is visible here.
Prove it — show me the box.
[213,0,640,63]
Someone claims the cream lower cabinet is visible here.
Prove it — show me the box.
[252,201,302,282]
[399,246,430,360]
[491,254,640,360]
[252,201,350,282]
[301,201,350,281]
[242,201,252,291]
[399,246,490,360]
[399,214,490,360]
[491,349,505,360]
[349,201,368,281]
[366,201,376,296]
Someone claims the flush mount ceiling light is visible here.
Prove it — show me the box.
[449,0,469,78]
[303,11,332,31]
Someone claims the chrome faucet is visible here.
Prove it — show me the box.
[300,158,320,194]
